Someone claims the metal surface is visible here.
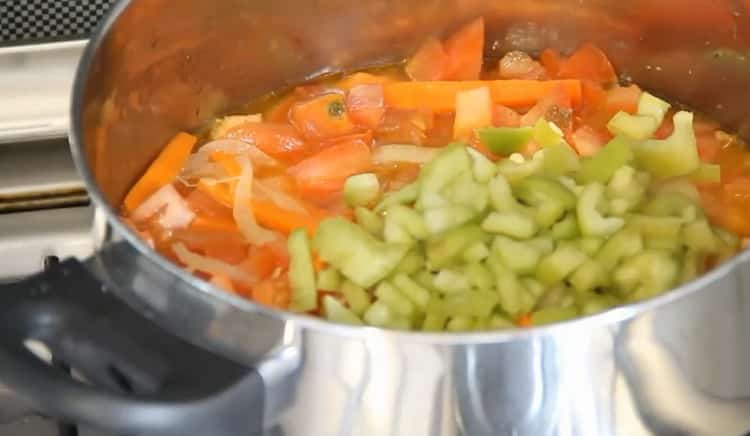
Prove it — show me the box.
[0,41,86,144]
[58,0,750,434]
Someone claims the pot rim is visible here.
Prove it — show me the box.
[69,0,750,345]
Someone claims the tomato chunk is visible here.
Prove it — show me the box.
[443,17,485,80]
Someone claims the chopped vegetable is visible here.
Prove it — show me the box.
[287,229,318,312]
[477,127,533,155]
[124,132,197,212]
[383,80,583,112]
[632,111,700,178]
[344,173,380,207]
[454,87,492,139]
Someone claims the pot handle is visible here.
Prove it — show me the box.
[0,255,266,436]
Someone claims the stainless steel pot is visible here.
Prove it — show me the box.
[3,1,750,435]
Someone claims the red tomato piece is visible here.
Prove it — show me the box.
[375,108,434,145]
[540,49,562,77]
[405,37,448,81]
[443,17,485,80]
[288,139,373,197]
[224,122,310,165]
[571,125,609,157]
[492,105,521,127]
[346,84,386,129]
[520,85,572,130]
[557,43,617,85]
[290,93,361,140]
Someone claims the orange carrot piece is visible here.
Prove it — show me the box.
[251,274,291,309]
[251,199,321,236]
[124,132,197,212]
[517,313,533,328]
[288,139,373,197]
[337,72,398,90]
[383,80,582,112]
[190,215,238,233]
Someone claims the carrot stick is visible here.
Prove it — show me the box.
[383,80,582,112]
[251,199,321,236]
[190,215,238,233]
[517,313,533,328]
[124,132,197,212]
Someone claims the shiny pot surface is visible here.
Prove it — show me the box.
[66,0,750,434]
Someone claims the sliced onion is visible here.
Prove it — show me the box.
[373,144,439,164]
[234,156,278,245]
[173,243,258,284]
[200,139,280,168]
[254,180,307,214]
[131,184,195,230]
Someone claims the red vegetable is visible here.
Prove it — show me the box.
[346,84,386,129]
[442,17,485,80]
[406,37,448,81]
[288,139,373,197]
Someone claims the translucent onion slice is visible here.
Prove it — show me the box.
[234,156,278,245]
[172,242,258,284]
[254,180,307,214]
[373,145,439,164]
[200,139,280,168]
[131,184,195,230]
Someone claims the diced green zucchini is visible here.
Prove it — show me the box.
[374,181,419,213]
[632,111,699,178]
[375,282,416,317]
[340,281,371,316]
[392,274,431,311]
[465,262,495,290]
[577,183,625,237]
[434,269,472,294]
[426,224,486,269]
[354,207,384,237]
[536,245,588,286]
[577,136,635,184]
[569,259,608,294]
[467,147,498,183]
[424,205,478,234]
[596,228,643,270]
[323,296,363,325]
[462,241,491,263]
[551,214,580,240]
[317,267,341,291]
[444,290,500,318]
[492,236,541,274]
[344,173,380,207]
[482,211,538,239]
[530,307,579,325]
[288,229,318,312]
[314,218,409,288]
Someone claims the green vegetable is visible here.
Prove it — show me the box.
[569,259,608,294]
[527,236,556,255]
[580,295,620,315]
[383,205,429,244]
[691,163,721,184]
[323,296,363,325]
[536,244,588,286]
[418,143,472,203]
[422,298,448,331]
[492,236,541,274]
[543,143,580,175]
[578,237,605,256]
[637,92,671,123]
[683,220,718,253]
[462,241,491,263]
[533,119,565,147]
[344,173,380,207]
[314,217,409,288]
[531,307,578,325]
[392,274,431,310]
[354,207,384,237]
[551,214,580,240]
[288,229,318,312]
[497,155,545,184]
[426,225,486,269]
[444,291,500,317]
[614,250,678,301]
[488,174,521,212]
[577,136,634,184]
[363,301,395,328]
[607,112,659,140]
[492,262,529,316]
[434,269,472,294]
[477,127,533,155]
[446,316,475,332]
[465,262,494,290]
[467,147,497,183]
[341,281,371,316]
[482,211,538,239]
[632,111,700,178]
[424,206,477,234]
[577,183,625,237]
[374,282,416,317]
[392,249,425,275]
[444,177,489,212]
[317,267,341,291]
[596,228,643,270]
[375,181,419,213]
[515,177,576,228]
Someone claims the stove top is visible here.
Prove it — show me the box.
[0,2,114,434]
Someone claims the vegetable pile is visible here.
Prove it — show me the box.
[122,17,747,331]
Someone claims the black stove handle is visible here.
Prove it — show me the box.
[0,257,265,436]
